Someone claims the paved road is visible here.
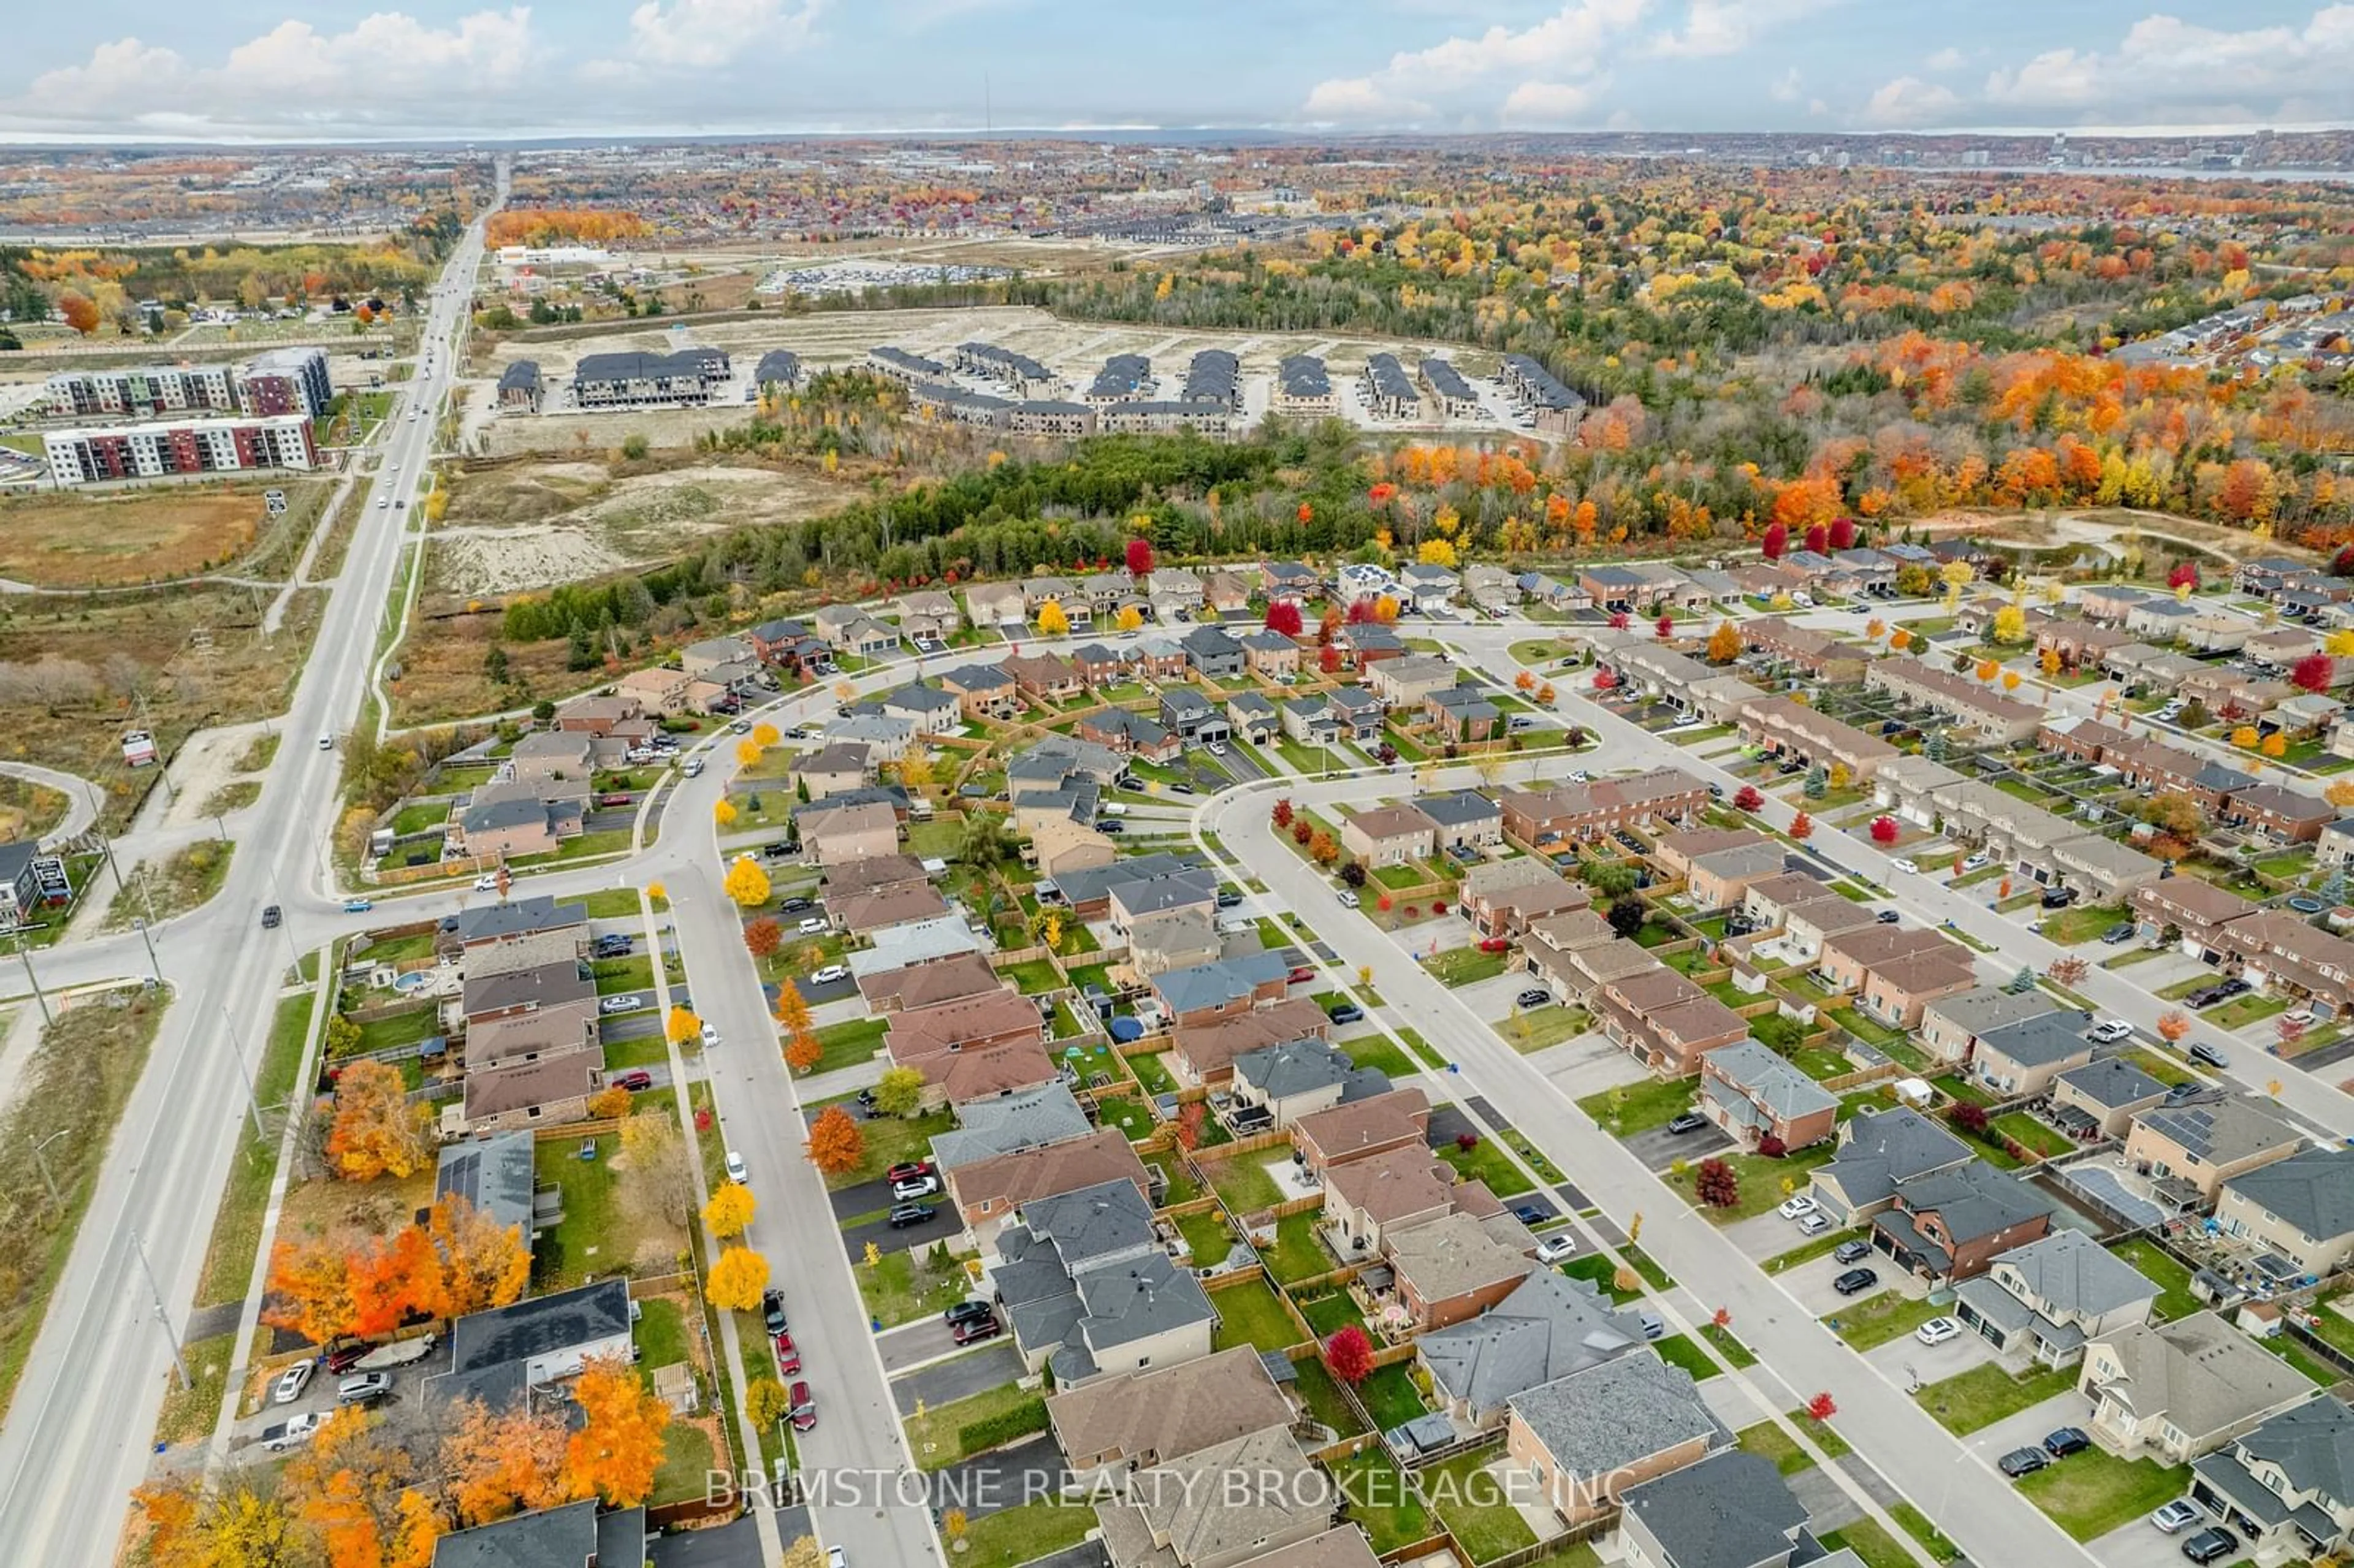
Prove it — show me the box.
[0,760,107,849]
[0,171,506,1564]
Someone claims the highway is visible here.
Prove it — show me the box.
[0,166,503,1564]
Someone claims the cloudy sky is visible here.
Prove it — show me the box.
[2,0,2350,142]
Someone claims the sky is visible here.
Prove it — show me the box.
[1,0,2350,143]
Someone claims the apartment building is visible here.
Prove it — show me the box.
[45,414,317,485]
[1740,617,1867,682]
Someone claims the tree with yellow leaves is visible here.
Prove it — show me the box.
[426,1191,534,1319]
[2233,726,2261,749]
[1864,618,1885,641]
[1114,604,1144,632]
[666,1006,703,1046]
[703,1182,755,1238]
[1827,763,1850,790]
[2040,648,2063,677]
[735,739,761,767]
[1705,621,1742,664]
[280,1404,445,1568]
[1990,605,2027,645]
[2263,732,2287,758]
[1416,537,1459,569]
[1036,599,1069,636]
[567,1354,672,1507]
[706,1246,771,1311]
[752,721,780,747]
[899,748,935,790]
[2001,671,2022,692]
[2327,630,2354,658]
[646,881,666,905]
[326,1059,433,1182]
[723,856,771,907]
[2327,780,2354,810]
[713,798,737,828]
[134,1477,298,1568]
[440,1395,576,1527]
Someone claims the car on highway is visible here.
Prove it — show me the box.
[788,1380,817,1432]
[2044,1426,2091,1457]
[763,1289,788,1335]
[1666,1112,1709,1135]
[1534,1234,1577,1264]
[337,1373,393,1406]
[2089,1018,2133,1044]
[2179,1528,2236,1564]
[2148,1501,2203,1534]
[261,905,283,929]
[599,995,642,1015]
[342,897,373,913]
[725,1151,748,1186]
[1515,988,1552,1009]
[889,1203,937,1229]
[611,1070,654,1092]
[273,1361,314,1404]
[1831,1266,1878,1296]
[1997,1447,2047,1478]
[1327,1003,1365,1025]
[809,964,849,986]
[1833,1239,1872,1265]
[1914,1317,1960,1345]
[951,1312,1002,1346]
[1777,1195,1819,1220]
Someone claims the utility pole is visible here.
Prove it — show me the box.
[131,918,162,986]
[219,1004,267,1144]
[27,1128,66,1208]
[134,691,173,806]
[13,929,50,1027]
[129,1230,190,1388]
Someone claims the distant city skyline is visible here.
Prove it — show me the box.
[3,1,2352,144]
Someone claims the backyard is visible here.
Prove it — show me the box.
[1420,1447,1540,1562]
[1327,1448,1431,1555]
[1208,1276,1303,1353]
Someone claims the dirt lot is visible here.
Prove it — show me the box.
[0,484,303,588]
[425,456,858,596]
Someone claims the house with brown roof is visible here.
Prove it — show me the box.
[1499,767,1709,848]
[885,990,1053,1109]
[1741,617,1866,682]
[1324,1144,1497,1255]
[791,742,872,802]
[2123,1092,2306,1203]
[1385,1211,1536,1331]
[554,694,643,734]
[2130,877,2257,959]
[1292,1087,1431,1171]
[2222,783,2336,844]
[950,1127,1153,1257]
[1365,655,1457,709]
[459,1052,599,1134]
[1819,925,1976,1026]
[1685,839,1792,910]
[458,957,596,1032]
[1166,1000,1330,1087]
[1854,943,1981,1030]
[2217,911,2354,1013]
[1736,696,1897,782]
[1781,894,1883,961]
[1865,662,2043,743]
[856,950,1002,1013]
[1458,858,1591,938]
[831,883,951,937]
[1521,907,1620,996]
[1048,1345,1296,1487]
[1029,816,1118,880]
[1002,653,1084,703]
[798,800,901,866]
[2038,618,2135,670]
[614,666,692,717]
[1341,803,1438,869]
[463,1007,596,1071]
[1593,967,1749,1076]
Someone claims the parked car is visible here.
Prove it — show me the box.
[778,896,815,913]
[699,1023,721,1049]
[944,1300,995,1330]
[592,935,632,957]
[2089,1019,2133,1045]
[2284,1008,2317,1027]
[763,1288,788,1334]
[337,1373,393,1406]
[1534,1235,1576,1264]
[612,1070,654,1092]
[342,897,373,913]
[1998,1447,2048,1478]
[1832,1267,1878,1296]
[2044,1426,2092,1457]
[324,1343,371,1376]
[1876,908,1901,924]
[1797,1212,1832,1235]
[1961,852,1990,872]
[796,916,828,935]
[473,873,501,891]
[950,1313,1002,1346]
[273,1362,315,1404]
[598,994,642,1015]
[887,1161,934,1184]
[1510,1203,1548,1226]
[2041,886,2079,908]
[2148,1501,2203,1534]
[772,1331,801,1376]
[1099,820,1126,835]
[596,791,632,808]
[1336,891,1360,908]
[1914,1317,1961,1345]
[1287,965,1316,985]
[1515,988,1552,1009]
[1666,1112,1709,1135]
[2179,1528,2237,1564]
[1477,937,1511,954]
[889,1203,937,1229]
[1327,1003,1365,1025]
[1777,1195,1819,1220]
[2102,923,2139,945]
[788,1381,817,1432]
[725,1151,748,1186]
[891,1173,943,1201]
[1832,1240,1872,1265]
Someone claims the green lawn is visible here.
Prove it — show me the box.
[1357,1363,1429,1427]
[1648,1333,1720,1382]
[1816,1518,1911,1568]
[951,1500,1098,1568]
[812,1102,954,1190]
[1914,1361,2080,1436]
[1888,1502,1961,1564]
[533,1130,673,1290]
[855,1248,972,1328]
[1209,1276,1304,1353]
[1438,1133,1536,1198]
[1424,946,1510,986]
[1261,1209,1334,1284]
[904,1382,1045,1471]
[1175,1209,1234,1269]
[1989,1111,2075,1160]
[2016,1451,2190,1542]
[1338,1032,1419,1079]
[1764,1230,1858,1275]
[1141,1149,1199,1207]
[1579,1077,1698,1137]
[650,1421,719,1507]
[806,1016,887,1075]
[1207,1155,1283,1214]
[1561,1254,1645,1304]
[1675,1147,1835,1222]
[1701,1320,1759,1368]
[1289,1354,1369,1437]
[1094,1093,1155,1142]
[1129,1052,1178,1095]
[1737,1421,1814,1476]
[1298,1289,1368,1340]
[2039,902,2132,945]
[1328,1449,1431,1554]
[2206,992,2288,1030]
[1420,1447,1540,1562]
[999,959,1062,995]
[1826,1290,1946,1350]
[1790,1409,1851,1459]
[579,888,649,918]
[1495,1006,1590,1053]
[1373,861,1432,891]
[351,1004,441,1054]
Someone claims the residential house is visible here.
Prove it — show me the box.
[1735,696,1898,781]
[1334,622,1406,666]
[1078,707,1183,764]
[1293,1087,1431,1172]
[1365,655,1457,710]
[847,915,985,985]
[552,695,642,735]
[1048,1345,1295,1489]
[1865,662,2044,744]
[506,730,594,786]
[1397,561,1459,611]
[1146,568,1206,620]
[2049,833,2164,900]
[1417,1268,1650,1431]
[886,990,1054,1109]
[1465,563,1522,614]
[679,634,758,678]
[1618,1452,1842,1568]
[893,590,963,643]
[1580,565,1648,612]
[1951,1230,2157,1366]
[1203,571,1254,615]
[1094,1428,1334,1568]
[1810,1108,1971,1223]
[1127,905,1222,977]
[2125,1092,2308,1204]
[1971,1011,2097,1098]
[2051,1057,2172,1139]
[791,741,872,801]
[798,800,900,866]
[1130,634,1190,682]
[1179,625,1245,680]
[1029,817,1117,880]
[1872,1159,2056,1284]
[882,683,961,738]
[2189,1396,2354,1559]
[964,581,1027,633]
[1107,870,1218,937]
[1697,1038,1839,1151]
[1822,926,1979,1027]
[2082,1312,2316,1464]
[1592,967,1750,1077]
[1419,789,1503,851]
[1781,894,1883,963]
[1320,1143,1493,1257]
[823,712,915,763]
[1341,803,1438,868]
[2079,584,2155,625]
[940,663,1020,720]
[458,957,596,1032]
[1505,1353,1728,1529]
[996,1179,1217,1386]
[1458,858,1591,938]
[1069,644,1126,688]
[1425,686,1501,743]
[1230,1037,1389,1128]
[1262,561,1320,603]
[1150,952,1291,1028]
[437,1278,634,1402]
[430,1501,642,1568]
[812,606,899,659]
[1499,768,1709,848]
[2217,1149,2354,1277]
[1740,617,1868,682]
[2131,878,2258,961]
[1684,840,1791,911]
[1159,688,1227,744]
[746,617,828,673]
[948,1127,1152,1256]
[2217,911,2354,1015]
[930,1082,1095,1171]
[1003,653,1084,704]
[1872,754,1968,829]
[1237,630,1300,680]
[1384,1210,1536,1331]
[1166,1000,1330,1087]
[1226,691,1279,745]
[2222,783,2336,845]
[453,793,582,859]
[831,882,951,938]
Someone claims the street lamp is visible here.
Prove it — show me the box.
[28,1128,67,1208]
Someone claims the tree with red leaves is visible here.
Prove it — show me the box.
[2168,561,2200,590]
[1125,538,1154,577]
[1762,523,1788,560]
[1694,1157,1740,1208]
[1807,1392,1837,1422]
[1870,816,1899,845]
[1733,784,1764,812]
[1609,611,1632,631]
[1593,668,1620,691]
[1789,812,1813,840]
[1319,644,1343,674]
[1265,601,1305,637]
[1271,798,1293,829]
[2293,653,2334,695]
[1292,820,1314,846]
[1654,613,1674,641]
[1829,517,1857,550]
[1804,523,1829,555]
[1323,1325,1374,1385]
[1948,1101,1990,1135]
[2335,544,2354,578]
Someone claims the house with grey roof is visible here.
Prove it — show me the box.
[1149,951,1290,1026]
[1809,1107,1972,1222]
[2125,1092,2306,1203]
[2218,1148,2354,1278]
[435,1132,539,1247]
[1417,1268,1649,1430]
[2052,1056,2171,1140]
[1504,1352,1731,1528]
[2191,1395,2354,1559]
[994,1179,1216,1386]
[1919,984,2063,1066]
[436,1277,633,1406]
[1094,1425,1334,1568]
[1230,1038,1389,1128]
[2082,1311,2317,1464]
[1970,1010,2096,1098]
[1873,1159,2057,1284]
[1179,624,1244,679]
[882,682,961,736]
[825,711,915,763]
[1417,789,1503,850]
[431,1498,644,1568]
[1951,1229,2157,1367]
[1226,690,1279,745]
[1618,1449,1864,1568]
[1697,1038,1838,1151]
[930,1083,1095,1171]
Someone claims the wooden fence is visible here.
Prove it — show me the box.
[1190,1127,1295,1166]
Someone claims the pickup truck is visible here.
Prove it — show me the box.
[262,1411,325,1452]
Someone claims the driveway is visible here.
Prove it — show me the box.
[929,1433,1070,1521]
[2089,1511,2207,1568]
[1861,1322,1996,1388]
[1722,1209,1808,1265]
[843,1203,958,1259]
[828,1179,895,1222]
[1783,1255,1914,1320]
[1623,1114,1726,1172]
[878,1315,959,1373]
[1948,1387,2095,1467]
[649,1515,772,1568]
[794,971,859,1005]
[889,1343,1023,1414]
[1535,1032,1652,1103]
[1459,970,1547,1024]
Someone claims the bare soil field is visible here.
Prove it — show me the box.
[0,485,286,588]
[425,456,858,595]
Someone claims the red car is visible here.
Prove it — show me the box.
[788,1380,817,1432]
[611,1070,654,1092]
[951,1312,1002,1346]
[1287,965,1315,984]
[1477,937,1511,954]
[324,1342,370,1375]
[772,1332,801,1376]
[596,791,632,807]
[886,1160,934,1184]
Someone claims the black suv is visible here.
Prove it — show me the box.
[761,1289,788,1336]
[944,1300,994,1329]
[889,1203,936,1229]
[1832,1267,1878,1296]
[261,905,282,929]
[2179,1528,2237,1564]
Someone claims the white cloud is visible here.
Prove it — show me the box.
[8,10,535,135]
[1983,4,2354,121]
[1769,67,1803,102]
[1649,0,1840,58]
[623,0,825,69]
[1298,0,1648,127]
[1860,74,1959,127]
[1923,45,1966,71]
[1500,78,1604,125]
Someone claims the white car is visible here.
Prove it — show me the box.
[598,994,643,1015]
[1208,741,1228,756]
[700,1023,721,1049]
[473,873,501,892]
[273,1361,314,1404]
[1534,1234,1577,1265]
[2089,1018,2133,1044]
[1961,852,1991,872]
[1797,1211,1832,1235]
[796,916,827,935]
[809,964,849,986]
[2285,1008,2317,1027]
[1914,1316,1962,1346]
[1336,890,1360,908]
[1777,1195,1819,1221]
[725,1151,748,1186]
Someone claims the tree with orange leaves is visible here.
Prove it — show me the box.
[806,1105,864,1173]
[1789,812,1814,841]
[281,1406,444,1568]
[422,1192,531,1320]
[2155,1010,2191,1045]
[56,291,99,336]
[266,1230,360,1345]
[785,1029,822,1073]
[348,1225,440,1338]
[326,1059,432,1181]
[440,1395,578,1526]
[566,1353,673,1507]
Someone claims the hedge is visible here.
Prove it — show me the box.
[957,1397,1049,1455]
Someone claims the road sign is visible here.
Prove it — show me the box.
[263,488,287,515]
